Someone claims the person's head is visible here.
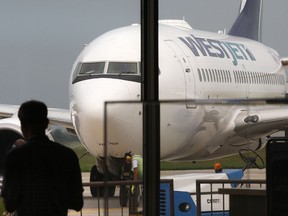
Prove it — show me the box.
[18,100,49,139]
[124,152,132,164]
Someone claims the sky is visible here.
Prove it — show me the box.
[0,0,287,109]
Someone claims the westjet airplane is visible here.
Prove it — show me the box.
[0,0,288,195]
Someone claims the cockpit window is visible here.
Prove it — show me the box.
[107,62,138,75]
[72,61,141,84]
[79,62,105,75]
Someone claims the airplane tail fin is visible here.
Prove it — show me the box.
[228,0,263,41]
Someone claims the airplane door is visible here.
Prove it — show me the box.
[165,40,196,108]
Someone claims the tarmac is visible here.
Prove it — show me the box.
[70,168,266,216]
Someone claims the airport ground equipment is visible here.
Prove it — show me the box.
[80,169,244,215]
[161,169,244,216]
[198,179,266,216]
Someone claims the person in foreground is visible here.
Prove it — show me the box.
[1,100,83,216]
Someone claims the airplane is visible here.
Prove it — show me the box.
[0,0,288,196]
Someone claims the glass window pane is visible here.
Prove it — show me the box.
[79,62,105,75]
[107,62,138,74]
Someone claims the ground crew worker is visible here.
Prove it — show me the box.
[124,153,143,214]
[131,154,143,181]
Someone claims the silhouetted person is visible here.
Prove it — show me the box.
[2,139,26,182]
[1,100,83,216]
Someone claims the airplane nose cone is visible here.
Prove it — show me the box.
[97,80,133,105]
[73,79,134,113]
[71,79,139,157]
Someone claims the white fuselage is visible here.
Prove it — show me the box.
[69,22,286,161]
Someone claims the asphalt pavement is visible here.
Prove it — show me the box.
[70,169,266,216]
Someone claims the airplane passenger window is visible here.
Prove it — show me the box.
[209,69,214,82]
[220,70,224,82]
[225,70,230,82]
[215,69,219,82]
[233,71,237,83]
[268,74,273,85]
[243,71,247,83]
[79,62,105,75]
[205,69,210,82]
[238,71,242,83]
[107,62,138,75]
[226,70,231,83]
[241,71,245,83]
[234,71,238,83]
[260,73,264,84]
[252,72,255,83]
[223,70,227,82]
[256,72,260,84]
[264,74,268,84]
[269,74,272,85]
[198,68,202,82]
[201,69,206,82]
[271,75,273,85]
[247,72,251,83]
[211,69,216,82]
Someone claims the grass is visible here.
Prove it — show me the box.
[161,148,266,170]
[72,144,266,172]
[55,127,266,172]
[0,198,5,215]
[71,145,96,172]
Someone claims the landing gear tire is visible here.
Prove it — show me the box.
[89,165,116,197]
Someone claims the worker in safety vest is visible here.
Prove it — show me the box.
[131,154,143,180]
[125,153,143,181]
[124,153,143,212]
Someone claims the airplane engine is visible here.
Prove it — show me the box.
[0,117,23,175]
[0,117,54,175]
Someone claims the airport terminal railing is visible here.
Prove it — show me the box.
[80,180,144,216]
[195,179,266,216]
[0,178,268,216]
[0,180,144,216]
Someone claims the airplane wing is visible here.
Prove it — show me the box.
[47,108,73,129]
[0,104,73,129]
[0,104,19,118]
[281,57,288,67]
